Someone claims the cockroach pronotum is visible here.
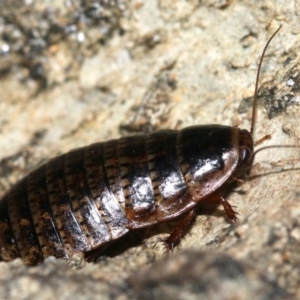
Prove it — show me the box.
[0,26,284,265]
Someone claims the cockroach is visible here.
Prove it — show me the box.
[0,26,283,265]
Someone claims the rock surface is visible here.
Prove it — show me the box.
[0,0,300,299]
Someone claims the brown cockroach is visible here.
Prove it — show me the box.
[0,26,283,265]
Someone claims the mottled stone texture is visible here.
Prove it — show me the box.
[0,0,300,299]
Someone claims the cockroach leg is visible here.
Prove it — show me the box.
[84,242,112,262]
[232,177,245,186]
[219,195,239,223]
[165,208,196,251]
[254,134,271,147]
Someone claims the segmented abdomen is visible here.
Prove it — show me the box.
[0,125,239,265]
[0,129,190,265]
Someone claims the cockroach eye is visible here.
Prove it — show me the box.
[239,147,252,166]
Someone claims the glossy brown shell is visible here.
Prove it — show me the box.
[0,125,243,265]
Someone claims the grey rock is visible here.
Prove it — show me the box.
[0,0,300,299]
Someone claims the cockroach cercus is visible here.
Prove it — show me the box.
[0,26,284,265]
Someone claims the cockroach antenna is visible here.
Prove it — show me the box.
[250,25,282,136]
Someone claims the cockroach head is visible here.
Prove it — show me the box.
[236,129,254,176]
